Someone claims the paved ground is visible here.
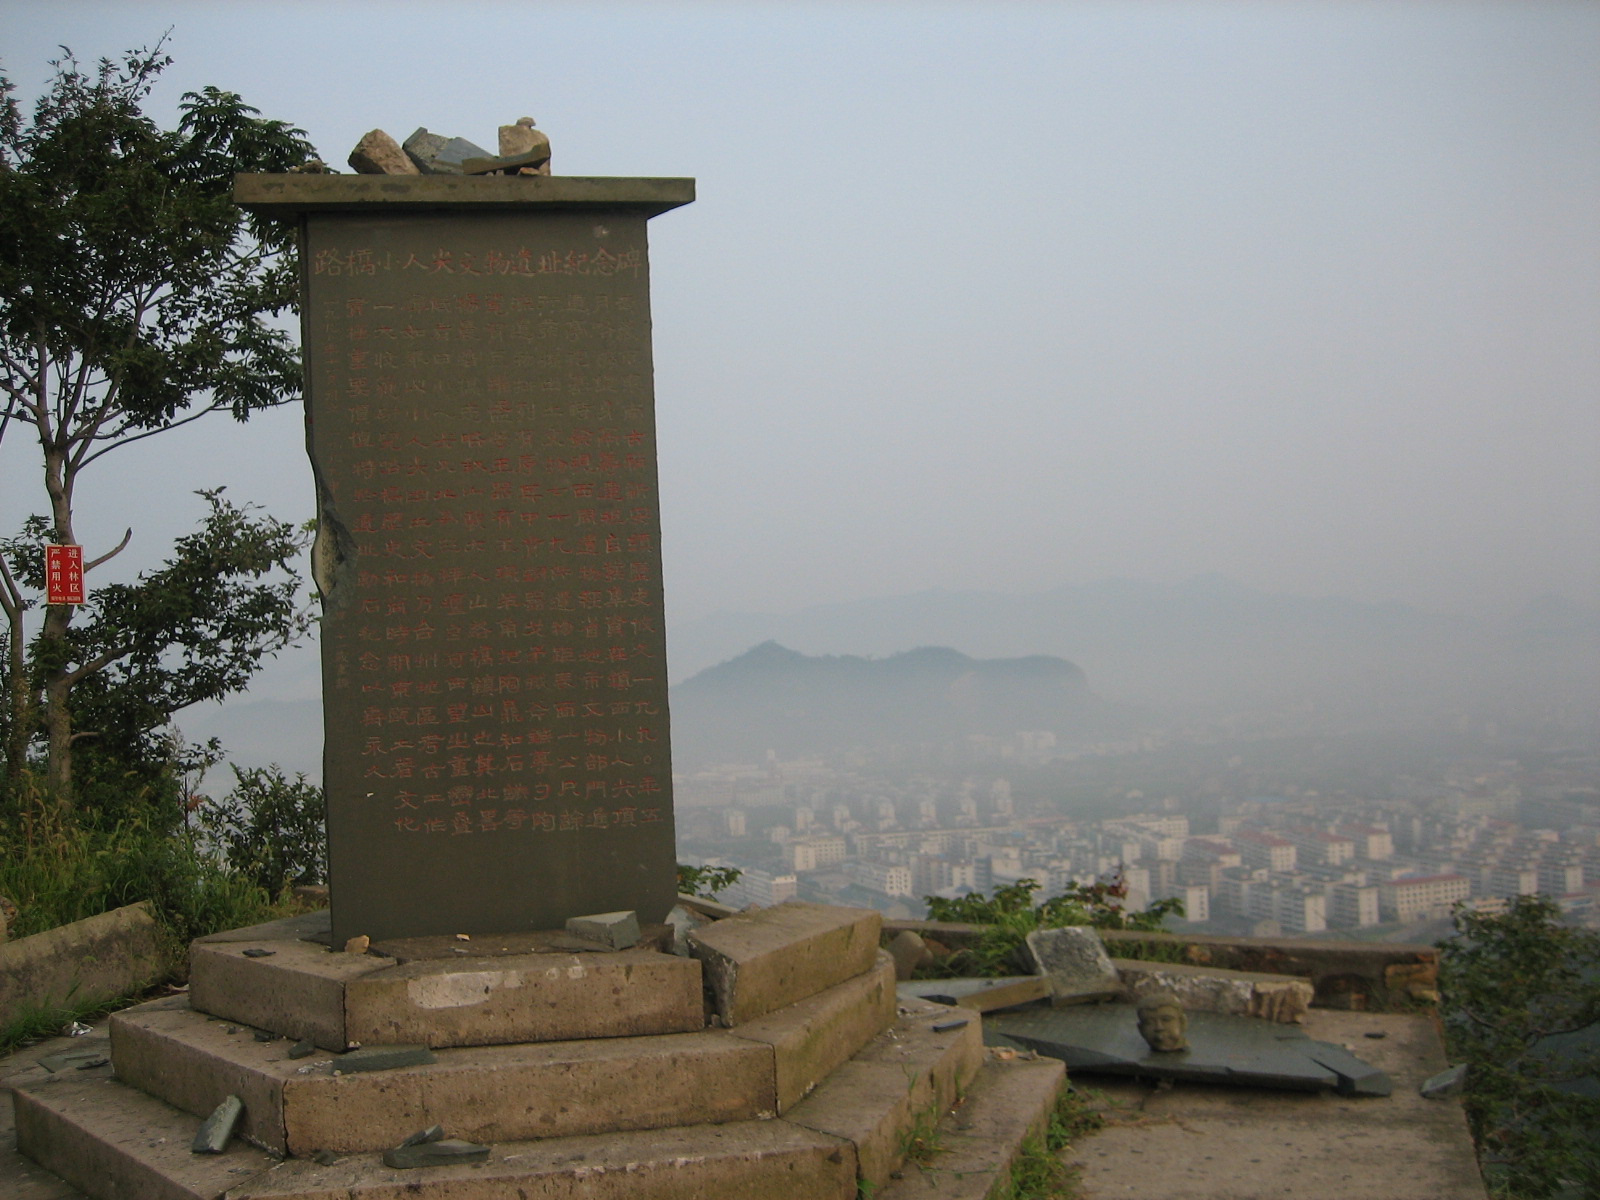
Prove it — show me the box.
[1061,1009,1487,1200]
[2,1009,1485,1200]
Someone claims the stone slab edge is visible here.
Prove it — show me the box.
[0,904,163,1028]
[1113,956,1314,1024]
[234,174,695,216]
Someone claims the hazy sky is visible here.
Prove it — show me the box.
[3,0,1598,643]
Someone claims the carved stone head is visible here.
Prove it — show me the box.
[1135,990,1188,1053]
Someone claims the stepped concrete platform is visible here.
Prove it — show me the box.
[110,995,777,1155]
[189,913,703,1051]
[11,901,1045,1200]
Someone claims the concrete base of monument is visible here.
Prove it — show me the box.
[11,901,1068,1200]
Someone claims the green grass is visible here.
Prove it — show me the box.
[0,986,151,1056]
[992,1085,1106,1200]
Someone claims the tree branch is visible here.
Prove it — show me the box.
[85,527,133,572]
[62,643,132,688]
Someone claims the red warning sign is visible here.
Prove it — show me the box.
[46,545,85,605]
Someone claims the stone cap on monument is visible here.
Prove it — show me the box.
[233,174,695,216]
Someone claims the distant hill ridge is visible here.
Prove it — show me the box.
[670,642,1108,764]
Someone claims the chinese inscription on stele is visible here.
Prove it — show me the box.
[238,177,693,943]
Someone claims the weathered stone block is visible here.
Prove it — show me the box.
[564,910,640,949]
[727,950,897,1111]
[343,949,703,1047]
[1025,926,1123,1005]
[689,901,881,1025]
[187,936,385,1051]
[1114,957,1314,1024]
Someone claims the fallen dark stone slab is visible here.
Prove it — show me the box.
[36,1042,111,1073]
[1421,1062,1468,1099]
[333,1044,437,1074]
[984,1005,1391,1095]
[382,1138,489,1169]
[287,1038,316,1059]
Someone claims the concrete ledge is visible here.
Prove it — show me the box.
[234,174,695,216]
[0,904,164,1027]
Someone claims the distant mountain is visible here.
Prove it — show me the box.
[670,642,1118,764]
[666,578,1600,727]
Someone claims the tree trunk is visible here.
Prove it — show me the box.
[40,438,77,807]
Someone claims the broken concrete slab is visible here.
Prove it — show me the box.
[985,1004,1392,1095]
[1422,1062,1468,1098]
[1114,956,1314,1024]
[0,904,164,1029]
[564,910,640,950]
[898,975,1050,1013]
[344,948,703,1047]
[1024,926,1123,1006]
[726,951,897,1112]
[689,901,881,1025]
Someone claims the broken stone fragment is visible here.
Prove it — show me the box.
[463,147,552,176]
[191,1094,244,1154]
[887,930,930,980]
[348,129,420,175]
[334,1044,437,1073]
[400,1124,445,1147]
[1420,1063,1468,1099]
[402,128,491,175]
[241,947,275,958]
[287,1038,316,1059]
[381,1138,489,1169]
[666,904,706,956]
[565,910,640,950]
[344,934,370,954]
[499,116,551,175]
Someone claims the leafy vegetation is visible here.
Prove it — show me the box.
[676,862,742,899]
[197,764,325,895]
[1437,896,1600,1199]
[992,1084,1104,1200]
[921,876,1183,977]
[0,43,319,811]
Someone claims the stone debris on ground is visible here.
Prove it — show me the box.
[400,128,492,175]
[381,1136,490,1169]
[332,1044,436,1074]
[1421,1062,1469,1099]
[191,1094,243,1154]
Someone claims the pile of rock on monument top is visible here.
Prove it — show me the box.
[347,119,552,177]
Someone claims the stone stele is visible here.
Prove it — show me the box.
[234,174,693,945]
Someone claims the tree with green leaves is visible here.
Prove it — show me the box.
[1438,895,1600,1199]
[0,44,320,810]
